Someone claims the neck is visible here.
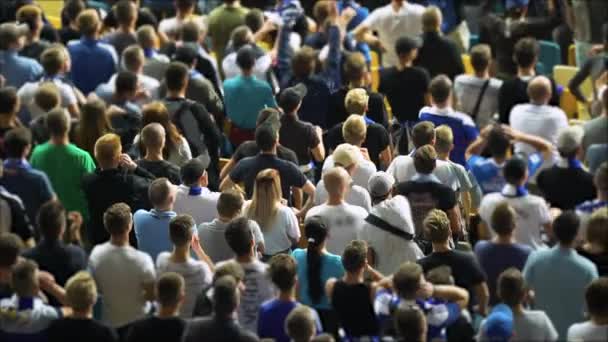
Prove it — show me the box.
[344,270,364,284]
[278,289,296,302]
[327,195,344,206]
[177,9,194,20]
[167,90,186,99]
[218,215,235,223]
[84,33,98,41]
[434,102,450,110]
[511,303,525,314]
[261,146,277,155]
[236,253,254,264]
[437,152,449,161]
[517,67,535,77]
[474,70,490,79]
[50,135,69,146]
[241,69,254,77]
[432,242,451,252]
[154,205,172,212]
[172,245,190,263]
[0,114,16,127]
[398,58,413,69]
[559,243,574,250]
[392,1,404,11]
[157,305,179,318]
[591,315,608,325]
[494,234,514,244]
[118,24,135,33]
[27,33,39,43]
[597,192,607,201]
[71,309,93,319]
[493,155,507,164]
[110,234,129,247]
[144,150,164,161]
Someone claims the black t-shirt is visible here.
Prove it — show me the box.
[497,76,561,123]
[20,40,51,61]
[578,249,608,277]
[331,281,379,337]
[233,140,299,165]
[414,32,464,80]
[125,316,186,342]
[103,8,158,30]
[379,66,430,123]
[537,166,596,210]
[327,87,388,128]
[136,159,182,185]
[230,153,307,199]
[279,114,320,165]
[184,317,258,342]
[59,27,80,45]
[325,121,390,168]
[47,318,118,342]
[418,250,486,299]
[22,240,87,289]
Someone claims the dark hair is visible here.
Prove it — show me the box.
[429,75,452,104]
[76,99,111,157]
[157,272,184,307]
[343,52,367,85]
[169,214,195,247]
[114,0,136,25]
[180,21,200,42]
[342,240,367,273]
[393,262,423,298]
[224,217,253,257]
[115,71,138,95]
[3,127,32,158]
[64,0,85,23]
[413,144,437,174]
[244,9,264,33]
[46,108,70,137]
[103,202,132,236]
[0,233,23,268]
[553,210,580,245]
[470,44,492,72]
[586,277,608,318]
[491,202,516,236]
[176,0,196,11]
[231,26,253,51]
[504,157,527,184]
[514,37,539,68]
[0,87,19,114]
[148,178,172,208]
[165,62,189,91]
[497,268,525,307]
[394,305,426,341]
[305,217,329,304]
[255,125,276,152]
[292,47,316,78]
[217,189,244,218]
[268,254,297,292]
[173,45,198,66]
[236,46,256,71]
[37,200,66,241]
[213,275,238,317]
[487,126,511,158]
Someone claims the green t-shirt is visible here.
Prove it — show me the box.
[207,4,248,64]
[30,142,96,219]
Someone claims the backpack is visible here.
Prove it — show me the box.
[171,99,211,167]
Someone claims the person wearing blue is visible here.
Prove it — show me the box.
[374,261,469,341]
[523,211,599,338]
[478,304,515,342]
[466,124,553,194]
[67,9,118,94]
[419,75,478,166]
[223,46,277,147]
[0,22,43,89]
[133,177,178,261]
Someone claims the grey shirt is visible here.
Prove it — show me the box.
[453,75,503,128]
[198,218,264,263]
[103,31,137,57]
[583,115,608,151]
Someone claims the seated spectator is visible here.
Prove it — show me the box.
[497,38,560,124]
[82,133,154,246]
[576,162,608,241]
[156,215,213,318]
[72,99,112,159]
[538,125,596,210]
[326,240,382,339]
[474,202,532,305]
[374,262,469,340]
[454,44,503,128]
[68,9,118,94]
[184,275,259,342]
[360,171,423,275]
[0,161,34,243]
[18,46,80,121]
[174,158,220,224]
[395,145,461,240]
[47,271,118,342]
[245,169,300,259]
[0,260,61,339]
[89,203,156,330]
[577,208,608,276]
[30,108,95,218]
[418,209,489,316]
[222,25,272,81]
[523,211,599,337]
[0,87,22,158]
[314,143,372,211]
[414,6,464,80]
[199,188,264,263]
[0,128,55,227]
[58,0,84,45]
[509,76,568,156]
[567,277,608,341]
[126,272,188,342]
[136,123,181,184]
[159,0,206,40]
[292,218,344,336]
[419,75,478,166]
[479,157,553,249]
[582,90,608,151]
[223,217,274,332]
[0,22,43,88]
[102,0,137,57]
[134,178,177,260]
[322,116,377,189]
[466,124,553,195]
[379,35,429,127]
[137,25,170,81]
[285,306,321,342]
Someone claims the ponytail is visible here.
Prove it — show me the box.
[304,217,328,305]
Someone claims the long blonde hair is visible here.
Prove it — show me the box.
[246,169,282,230]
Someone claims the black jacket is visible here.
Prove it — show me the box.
[415,31,465,81]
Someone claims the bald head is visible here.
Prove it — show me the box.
[141,122,166,150]
[527,76,552,105]
[323,167,350,199]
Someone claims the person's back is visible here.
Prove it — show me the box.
[305,201,368,255]
[0,22,43,88]
[207,1,248,65]
[185,316,259,342]
[509,103,568,155]
[567,277,608,342]
[173,159,220,225]
[224,74,276,131]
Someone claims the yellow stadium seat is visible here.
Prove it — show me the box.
[462,54,473,75]
[553,65,593,99]
[568,45,576,66]
[370,50,380,92]
[47,16,61,29]
[560,89,578,119]
[219,158,230,171]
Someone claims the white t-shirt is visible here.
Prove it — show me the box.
[156,252,213,318]
[453,75,503,128]
[361,2,425,67]
[95,73,160,105]
[479,309,559,342]
[132,134,192,166]
[305,202,368,255]
[222,51,272,81]
[18,78,77,119]
[568,321,608,342]
[322,153,376,190]
[198,218,265,263]
[158,15,206,40]
[509,103,568,156]
[314,179,372,212]
[387,155,458,189]
[244,203,300,255]
[479,186,552,250]
[173,185,220,225]
[0,295,60,334]
[88,242,156,327]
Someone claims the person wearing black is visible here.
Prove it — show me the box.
[59,0,84,45]
[418,209,489,317]
[163,62,222,190]
[126,273,187,342]
[102,0,158,31]
[22,200,86,305]
[0,164,33,244]
[135,123,182,185]
[82,133,154,247]
[16,5,51,62]
[379,36,430,126]
[414,6,464,81]
[107,71,143,153]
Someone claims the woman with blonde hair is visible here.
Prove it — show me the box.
[135,101,191,166]
[245,168,300,260]
[73,98,112,158]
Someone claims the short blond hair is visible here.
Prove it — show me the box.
[422,6,442,32]
[424,209,450,243]
[344,88,369,115]
[434,125,453,154]
[94,133,122,166]
[34,82,61,112]
[137,25,158,49]
[342,114,367,145]
[286,305,316,342]
[323,167,350,196]
[66,271,97,311]
[77,9,100,36]
[16,5,42,28]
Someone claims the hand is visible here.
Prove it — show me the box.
[67,211,83,243]
[500,125,519,140]
[360,147,371,161]
[315,125,323,138]
[416,281,434,299]
[259,19,278,34]
[339,7,357,27]
[38,271,57,291]
[191,233,204,255]
[119,154,138,171]
[479,125,494,139]
[106,104,126,117]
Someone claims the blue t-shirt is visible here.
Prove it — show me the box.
[67,38,118,94]
[257,299,298,342]
[467,153,544,194]
[133,209,177,261]
[292,248,344,310]
[223,75,277,130]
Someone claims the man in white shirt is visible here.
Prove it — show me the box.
[221,26,272,81]
[158,0,205,40]
[174,158,220,225]
[305,167,368,254]
[479,157,552,250]
[88,203,156,329]
[509,76,568,156]
[354,0,425,67]
[315,143,372,211]
[568,277,608,342]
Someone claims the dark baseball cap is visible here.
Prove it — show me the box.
[180,158,208,185]
[395,36,422,55]
[278,83,307,113]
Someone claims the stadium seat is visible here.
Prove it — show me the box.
[462,54,474,75]
[539,40,561,76]
[47,16,61,29]
[554,65,593,119]
[568,44,576,66]
[560,88,578,119]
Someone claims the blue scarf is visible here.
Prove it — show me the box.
[557,157,583,170]
[502,184,528,198]
[18,297,34,310]
[3,159,31,169]
[189,186,202,196]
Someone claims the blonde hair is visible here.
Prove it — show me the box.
[137,25,159,49]
[247,169,281,230]
[342,114,367,145]
[424,209,450,243]
[94,133,122,166]
[422,6,442,32]
[586,208,608,251]
[77,9,100,36]
[434,125,454,154]
[344,88,369,115]
[34,82,61,111]
[66,271,97,312]
[286,305,316,342]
